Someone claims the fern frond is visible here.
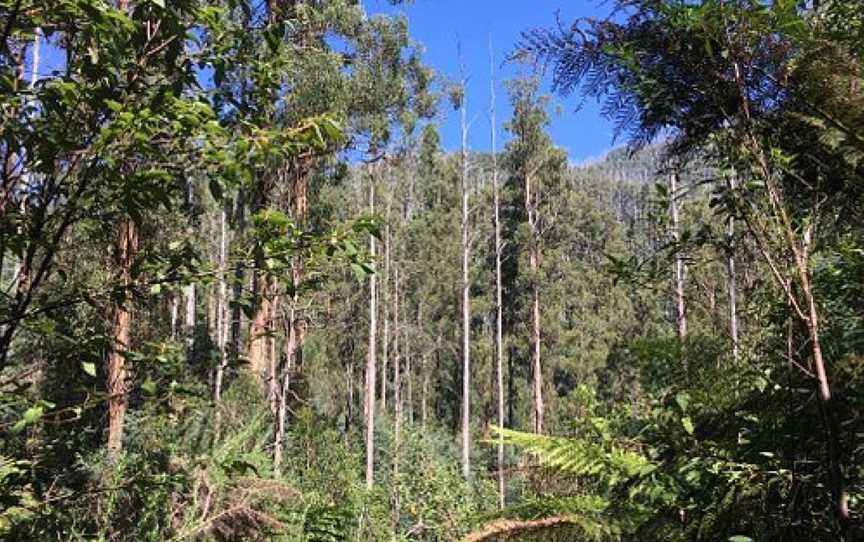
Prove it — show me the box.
[493,426,655,485]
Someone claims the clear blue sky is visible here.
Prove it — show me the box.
[365,0,617,163]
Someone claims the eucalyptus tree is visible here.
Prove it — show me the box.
[502,78,568,435]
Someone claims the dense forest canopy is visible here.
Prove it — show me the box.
[0,0,861,540]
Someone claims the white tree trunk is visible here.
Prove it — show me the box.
[489,41,505,508]
[214,208,228,403]
[726,176,739,366]
[670,170,687,339]
[460,71,472,480]
[364,172,378,490]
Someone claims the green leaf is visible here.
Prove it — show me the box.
[351,263,367,281]
[81,361,97,377]
[141,380,157,395]
[682,416,695,435]
[11,401,54,434]
[674,391,690,412]
[728,536,753,542]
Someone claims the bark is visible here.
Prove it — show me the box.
[170,294,178,339]
[382,214,391,411]
[392,266,402,527]
[107,218,137,454]
[229,192,246,363]
[490,41,506,508]
[670,170,687,339]
[459,71,472,479]
[726,176,739,367]
[526,169,543,435]
[274,300,297,471]
[246,271,272,382]
[213,208,228,404]
[796,246,849,523]
[185,283,195,359]
[364,173,377,490]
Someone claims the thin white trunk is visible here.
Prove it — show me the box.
[274,301,296,471]
[214,208,228,403]
[393,267,402,527]
[490,40,505,509]
[670,170,687,339]
[382,217,390,411]
[185,179,196,359]
[727,176,739,366]
[459,70,472,480]
[185,284,195,355]
[526,166,543,435]
[364,172,377,490]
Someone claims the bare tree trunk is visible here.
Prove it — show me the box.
[670,170,687,339]
[185,284,195,359]
[726,176,739,366]
[407,306,416,425]
[530,250,542,435]
[526,167,543,435]
[459,68,472,479]
[382,214,390,411]
[229,192,247,364]
[489,40,505,508]
[420,334,432,432]
[274,300,296,472]
[214,208,228,404]
[247,271,272,382]
[107,218,137,454]
[364,173,377,490]
[392,266,402,528]
[796,244,848,523]
[268,295,280,418]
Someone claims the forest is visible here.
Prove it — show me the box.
[0,0,862,540]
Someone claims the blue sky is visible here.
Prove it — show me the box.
[365,0,617,163]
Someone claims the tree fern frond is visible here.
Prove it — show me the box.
[493,426,655,484]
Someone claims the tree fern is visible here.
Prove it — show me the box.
[462,427,665,541]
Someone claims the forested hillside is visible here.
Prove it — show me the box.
[1,1,862,541]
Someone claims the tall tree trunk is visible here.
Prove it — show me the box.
[107,218,137,454]
[489,41,505,508]
[670,169,687,339]
[282,163,310,420]
[364,173,377,490]
[274,299,297,471]
[247,271,272,382]
[185,284,195,359]
[459,71,472,480]
[726,176,739,366]
[392,266,402,528]
[382,215,390,411]
[407,306,415,425]
[185,180,196,361]
[214,207,228,404]
[526,169,543,435]
[229,191,247,364]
